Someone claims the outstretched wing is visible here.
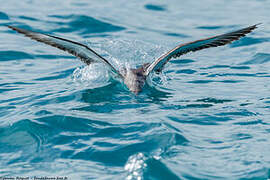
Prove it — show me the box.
[7,25,121,76]
[145,24,259,75]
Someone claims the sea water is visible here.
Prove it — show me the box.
[0,0,270,179]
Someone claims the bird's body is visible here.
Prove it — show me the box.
[122,65,148,94]
[7,24,259,94]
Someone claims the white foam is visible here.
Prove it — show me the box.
[72,63,111,89]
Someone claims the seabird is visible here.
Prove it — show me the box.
[7,24,259,94]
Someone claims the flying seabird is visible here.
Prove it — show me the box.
[7,24,259,94]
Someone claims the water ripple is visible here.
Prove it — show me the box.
[242,53,270,65]
[0,51,34,61]
[144,4,167,12]
[230,37,269,48]
[49,14,126,35]
[0,12,9,20]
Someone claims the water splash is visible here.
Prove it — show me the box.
[89,38,167,69]
[83,39,170,91]
[71,63,111,89]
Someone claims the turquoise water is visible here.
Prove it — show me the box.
[1,0,270,179]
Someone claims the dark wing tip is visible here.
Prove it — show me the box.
[254,23,262,26]
[6,25,92,64]
[248,23,261,31]
[6,25,37,40]
[7,25,24,33]
[244,23,261,33]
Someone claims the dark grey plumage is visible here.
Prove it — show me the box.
[144,24,260,75]
[7,25,120,76]
[7,24,259,94]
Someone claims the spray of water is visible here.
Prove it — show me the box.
[72,63,111,89]
[72,38,169,90]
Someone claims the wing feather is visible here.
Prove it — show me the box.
[145,24,260,75]
[7,25,121,76]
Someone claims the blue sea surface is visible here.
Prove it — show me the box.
[0,0,270,179]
